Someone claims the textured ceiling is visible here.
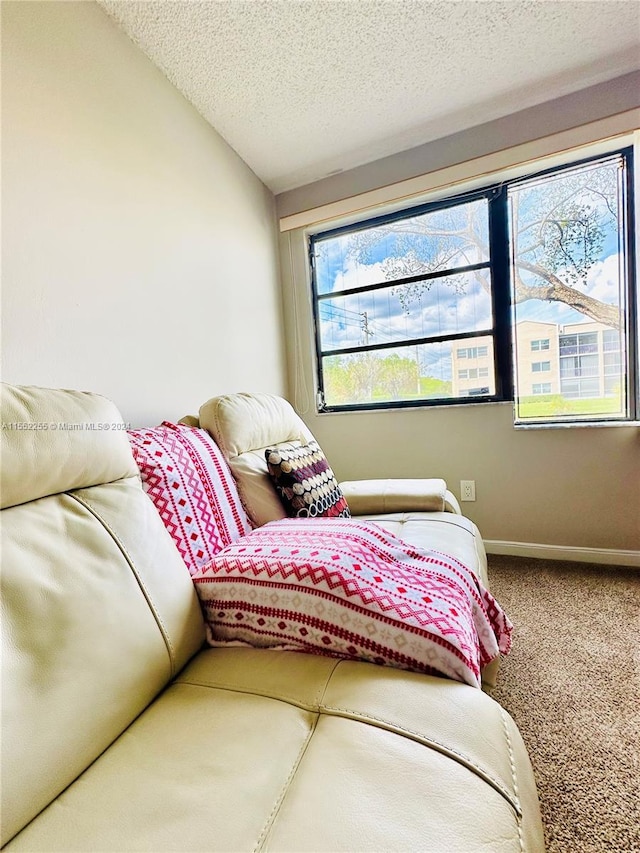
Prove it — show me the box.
[99,0,640,194]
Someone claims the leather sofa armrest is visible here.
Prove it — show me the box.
[178,415,200,427]
[339,479,461,515]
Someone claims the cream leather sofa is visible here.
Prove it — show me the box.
[1,383,545,852]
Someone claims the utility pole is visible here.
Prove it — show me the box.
[360,311,373,346]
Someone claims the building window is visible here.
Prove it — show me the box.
[603,352,622,375]
[559,354,599,378]
[532,383,552,394]
[603,329,621,352]
[559,332,598,356]
[309,147,636,424]
[457,345,489,359]
[561,378,601,399]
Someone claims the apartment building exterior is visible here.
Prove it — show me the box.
[451,320,623,399]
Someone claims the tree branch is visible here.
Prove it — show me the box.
[515,260,621,329]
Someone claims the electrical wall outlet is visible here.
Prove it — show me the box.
[460,480,476,501]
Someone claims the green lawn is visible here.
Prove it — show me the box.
[516,394,624,420]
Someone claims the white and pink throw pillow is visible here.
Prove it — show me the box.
[128,422,252,576]
[192,518,512,688]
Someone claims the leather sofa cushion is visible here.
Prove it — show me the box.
[199,393,315,526]
[1,384,205,845]
[5,648,543,852]
[1,477,206,846]
[1,383,137,509]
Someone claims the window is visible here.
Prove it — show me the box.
[457,346,489,359]
[559,354,599,378]
[309,147,637,424]
[561,378,600,399]
[559,332,598,356]
[311,193,497,408]
[531,339,550,351]
[604,352,622,375]
[603,329,621,352]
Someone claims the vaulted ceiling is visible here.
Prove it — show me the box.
[99,0,640,193]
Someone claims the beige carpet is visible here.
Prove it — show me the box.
[488,555,640,853]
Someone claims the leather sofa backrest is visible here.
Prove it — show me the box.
[0,384,205,846]
[199,392,315,527]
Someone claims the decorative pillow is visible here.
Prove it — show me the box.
[265,441,350,519]
[192,518,512,688]
[128,422,252,576]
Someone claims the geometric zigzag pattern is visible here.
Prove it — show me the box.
[128,422,252,577]
[193,518,512,688]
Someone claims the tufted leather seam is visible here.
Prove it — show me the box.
[69,492,177,676]
[172,679,519,817]
[175,678,307,707]
[382,480,389,513]
[208,402,232,460]
[175,658,342,713]
[252,713,320,853]
[404,515,474,533]
[500,707,525,852]
[321,703,522,817]
[372,515,474,535]
[316,658,343,707]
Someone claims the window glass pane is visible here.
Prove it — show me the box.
[509,156,629,422]
[314,199,489,297]
[317,271,492,354]
[531,339,551,351]
[321,336,495,407]
[603,329,621,351]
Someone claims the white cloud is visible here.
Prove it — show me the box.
[333,258,387,291]
[322,261,492,351]
[585,253,622,305]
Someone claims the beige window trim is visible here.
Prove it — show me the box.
[279,110,640,234]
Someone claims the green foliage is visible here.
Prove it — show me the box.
[516,393,623,420]
[324,353,425,405]
[419,376,452,398]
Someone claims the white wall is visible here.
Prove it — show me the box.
[1,1,286,426]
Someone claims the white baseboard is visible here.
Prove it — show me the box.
[484,540,640,568]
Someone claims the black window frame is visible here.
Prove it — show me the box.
[309,146,637,423]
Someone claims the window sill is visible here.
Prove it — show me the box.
[314,401,639,429]
[513,420,640,430]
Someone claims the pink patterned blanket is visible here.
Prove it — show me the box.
[193,518,512,688]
